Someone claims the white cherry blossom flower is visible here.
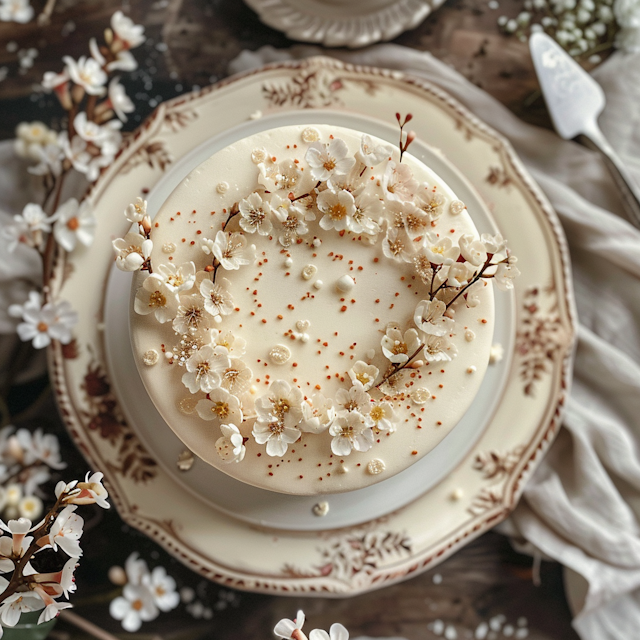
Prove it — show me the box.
[124,552,149,586]
[219,358,252,395]
[18,495,43,520]
[348,361,379,391]
[182,345,230,394]
[199,277,234,320]
[111,10,146,49]
[481,232,508,263]
[492,262,521,291]
[155,261,196,292]
[148,566,179,612]
[317,188,356,232]
[16,428,66,469]
[208,329,246,356]
[215,423,246,463]
[414,299,454,337]
[394,201,431,239]
[110,583,158,632]
[0,592,42,628]
[73,112,122,151]
[300,394,336,434]
[365,401,397,432]
[258,159,301,192]
[306,138,355,182]
[422,232,460,265]
[271,195,309,246]
[309,623,350,640]
[14,121,58,161]
[274,610,306,639]
[350,191,382,235]
[0,517,33,556]
[112,232,153,271]
[63,55,107,95]
[382,226,415,262]
[53,197,96,252]
[356,134,392,166]
[255,380,304,429]
[238,191,273,235]
[125,197,147,223]
[9,292,77,349]
[201,231,254,270]
[252,418,300,457]
[108,77,135,121]
[107,49,137,72]
[381,161,418,202]
[57,471,110,508]
[335,381,372,416]
[7,203,56,250]
[196,388,243,426]
[173,294,209,334]
[381,327,421,364]
[415,186,445,220]
[134,275,179,323]
[49,505,83,558]
[423,334,457,363]
[447,262,475,288]
[41,70,68,92]
[0,0,33,23]
[329,412,374,456]
[459,234,487,266]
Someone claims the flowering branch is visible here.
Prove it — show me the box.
[395,112,415,163]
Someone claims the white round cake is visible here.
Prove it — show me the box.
[128,123,497,495]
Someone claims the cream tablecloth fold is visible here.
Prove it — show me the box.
[229,44,640,640]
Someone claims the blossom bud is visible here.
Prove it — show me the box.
[141,215,152,235]
[108,565,127,585]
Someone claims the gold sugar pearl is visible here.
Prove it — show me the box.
[412,388,431,404]
[449,200,466,215]
[367,459,386,475]
[142,349,159,366]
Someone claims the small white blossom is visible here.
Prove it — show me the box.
[423,334,457,363]
[182,345,230,394]
[329,412,374,456]
[57,471,110,508]
[350,191,383,235]
[108,77,135,121]
[201,231,254,270]
[300,394,336,434]
[53,197,96,252]
[305,138,355,182]
[148,566,179,612]
[381,327,421,364]
[49,505,83,558]
[317,188,356,232]
[14,121,57,161]
[208,329,246,356]
[199,277,234,319]
[37,601,73,625]
[414,299,454,337]
[73,112,122,151]
[395,201,432,239]
[447,262,475,288]
[382,226,416,262]
[382,160,418,202]
[134,275,179,323]
[415,186,445,220]
[0,0,33,23]
[422,232,460,265]
[272,195,309,247]
[218,358,252,395]
[28,142,64,178]
[348,361,379,390]
[155,261,196,292]
[481,232,508,262]
[18,495,43,521]
[63,55,107,95]
[356,134,392,166]
[112,231,153,271]
[335,381,372,416]
[215,423,246,463]
[365,401,397,432]
[255,380,303,429]
[111,10,146,49]
[0,592,42,628]
[173,294,209,334]
[238,191,273,235]
[252,418,300,457]
[196,388,243,426]
[309,623,350,640]
[459,234,488,266]
[125,197,147,223]
[492,262,521,290]
[110,584,158,632]
[258,159,301,192]
[9,291,77,349]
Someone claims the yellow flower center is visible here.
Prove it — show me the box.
[212,401,230,418]
[370,406,385,421]
[329,203,347,220]
[149,291,166,307]
[392,341,408,355]
[323,158,336,172]
[66,216,80,231]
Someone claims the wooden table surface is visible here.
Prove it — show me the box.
[0,1,580,638]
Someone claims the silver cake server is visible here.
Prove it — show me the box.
[530,31,640,229]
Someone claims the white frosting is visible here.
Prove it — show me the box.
[130,124,494,496]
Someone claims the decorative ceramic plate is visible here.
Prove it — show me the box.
[49,57,576,595]
[243,0,440,48]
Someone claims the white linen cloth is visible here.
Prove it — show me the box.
[1,42,639,640]
[229,45,640,640]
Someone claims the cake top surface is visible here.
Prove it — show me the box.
[128,123,503,496]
